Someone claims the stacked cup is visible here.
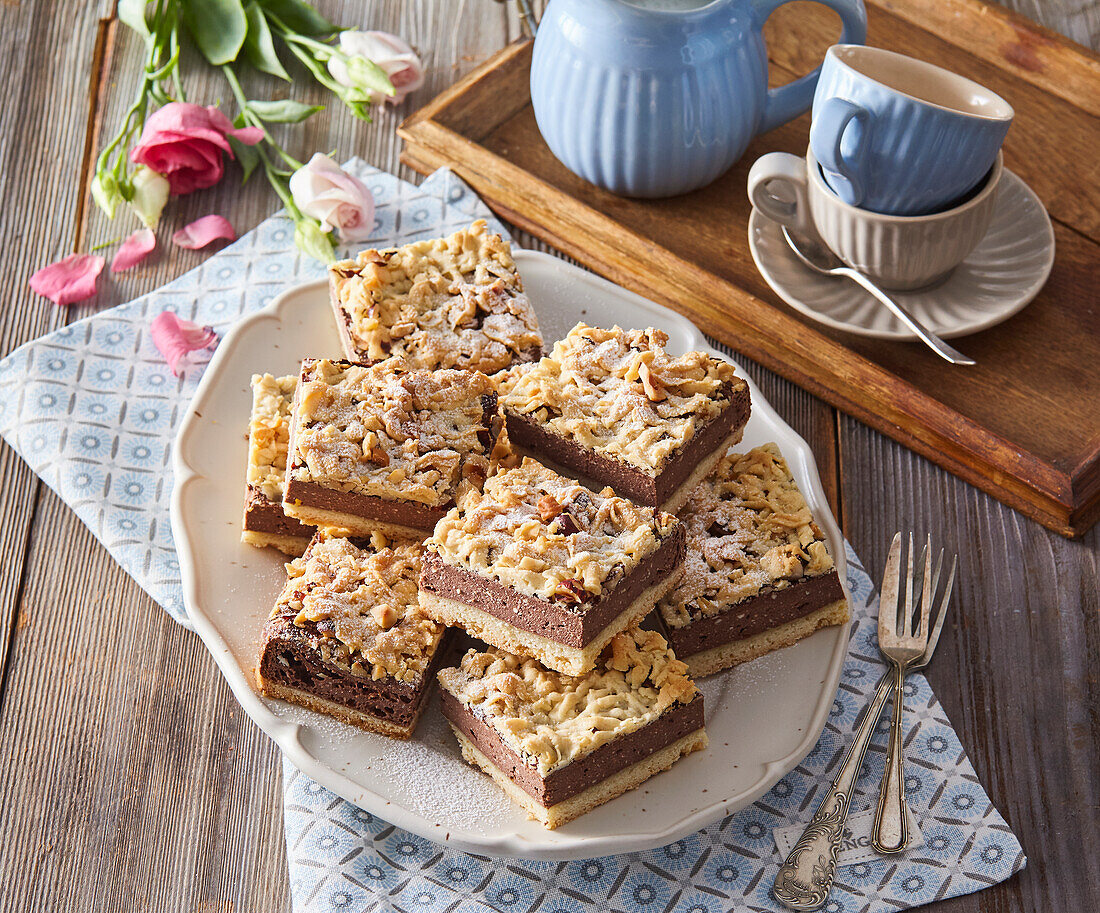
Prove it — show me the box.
[748,46,1014,290]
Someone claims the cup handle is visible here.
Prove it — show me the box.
[811,96,871,208]
[747,152,813,235]
[754,0,868,135]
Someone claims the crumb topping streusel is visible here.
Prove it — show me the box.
[657,443,835,629]
[330,219,543,373]
[427,458,679,604]
[497,323,742,475]
[438,628,698,775]
[248,373,297,501]
[274,531,445,682]
[288,357,497,506]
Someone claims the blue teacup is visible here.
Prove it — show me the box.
[809,45,1013,215]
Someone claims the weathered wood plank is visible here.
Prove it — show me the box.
[0,0,116,693]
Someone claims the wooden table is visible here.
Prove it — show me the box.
[0,2,1095,910]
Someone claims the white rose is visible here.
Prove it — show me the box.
[328,30,425,105]
[289,154,375,243]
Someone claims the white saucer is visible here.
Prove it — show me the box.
[748,169,1055,340]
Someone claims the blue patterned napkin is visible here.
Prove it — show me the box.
[0,161,1023,912]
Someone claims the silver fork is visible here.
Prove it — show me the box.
[772,532,956,911]
[872,533,957,853]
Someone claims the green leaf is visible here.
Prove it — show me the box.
[243,2,290,80]
[258,0,338,36]
[247,98,323,123]
[228,136,260,183]
[118,0,152,39]
[346,55,394,97]
[182,0,248,66]
[294,219,336,264]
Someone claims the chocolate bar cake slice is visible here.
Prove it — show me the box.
[497,323,750,514]
[329,219,544,372]
[257,530,450,739]
[655,443,849,678]
[241,373,313,555]
[438,628,706,829]
[282,357,502,538]
[419,458,685,676]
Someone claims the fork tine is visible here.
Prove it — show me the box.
[921,554,957,665]
[901,532,915,636]
[918,535,933,643]
[878,533,903,638]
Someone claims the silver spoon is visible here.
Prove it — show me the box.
[781,226,976,366]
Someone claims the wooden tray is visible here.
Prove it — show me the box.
[399,1,1100,538]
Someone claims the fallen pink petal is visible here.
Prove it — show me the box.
[29,253,105,306]
[149,311,218,376]
[172,215,236,250]
[111,228,157,272]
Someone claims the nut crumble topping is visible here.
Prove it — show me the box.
[274,531,445,682]
[438,627,698,775]
[330,219,543,372]
[288,357,498,506]
[247,373,297,501]
[427,458,679,604]
[657,443,835,629]
[497,323,742,475]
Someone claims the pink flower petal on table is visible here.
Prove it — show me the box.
[172,215,236,250]
[150,311,218,376]
[111,228,157,272]
[29,253,105,306]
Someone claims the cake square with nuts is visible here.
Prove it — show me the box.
[256,530,450,739]
[328,219,544,373]
[497,323,751,513]
[282,357,502,538]
[437,628,706,829]
[654,443,849,677]
[241,373,313,555]
[419,457,685,676]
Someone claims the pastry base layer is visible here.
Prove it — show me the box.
[240,529,311,556]
[257,675,423,739]
[419,567,684,677]
[682,598,850,678]
[281,502,427,540]
[450,726,707,829]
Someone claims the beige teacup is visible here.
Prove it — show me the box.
[747,148,1003,290]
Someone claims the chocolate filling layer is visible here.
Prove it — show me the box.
[441,691,704,806]
[259,616,450,727]
[283,479,450,531]
[664,570,844,658]
[420,527,686,647]
[505,383,750,505]
[244,485,312,537]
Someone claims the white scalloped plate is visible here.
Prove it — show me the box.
[749,168,1055,340]
[171,250,849,860]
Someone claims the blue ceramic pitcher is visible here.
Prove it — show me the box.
[531,0,867,198]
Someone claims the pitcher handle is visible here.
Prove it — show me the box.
[754,0,867,135]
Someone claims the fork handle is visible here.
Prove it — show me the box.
[872,662,911,853]
[772,670,893,911]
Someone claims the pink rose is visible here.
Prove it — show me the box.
[289,154,375,242]
[130,102,263,195]
[328,31,425,105]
